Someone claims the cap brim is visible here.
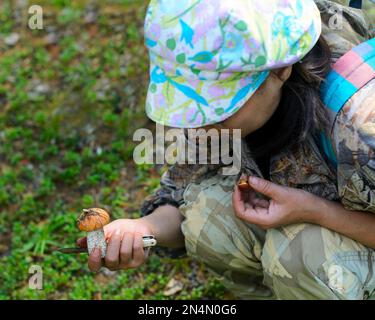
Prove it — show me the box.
[145,62,269,129]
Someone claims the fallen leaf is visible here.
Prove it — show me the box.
[93,292,102,300]
[163,278,184,296]
[4,33,20,46]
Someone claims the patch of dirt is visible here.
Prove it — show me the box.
[0,232,12,257]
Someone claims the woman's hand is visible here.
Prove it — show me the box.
[77,218,154,272]
[232,176,319,229]
[233,176,375,248]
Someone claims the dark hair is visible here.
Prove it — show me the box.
[245,36,332,160]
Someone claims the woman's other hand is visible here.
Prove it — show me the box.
[232,176,319,229]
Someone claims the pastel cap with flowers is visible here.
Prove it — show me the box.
[144,0,322,128]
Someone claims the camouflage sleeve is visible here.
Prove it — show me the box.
[140,160,222,215]
[333,79,375,213]
[140,128,227,216]
[140,163,220,259]
[139,164,190,259]
[140,164,197,216]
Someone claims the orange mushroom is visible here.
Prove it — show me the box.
[77,208,111,258]
[77,208,110,232]
[237,178,252,192]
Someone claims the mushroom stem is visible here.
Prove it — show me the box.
[87,229,107,258]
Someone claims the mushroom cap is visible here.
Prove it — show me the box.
[77,208,110,232]
[238,179,251,192]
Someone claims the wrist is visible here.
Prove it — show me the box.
[138,215,158,237]
[138,204,181,239]
[299,192,329,225]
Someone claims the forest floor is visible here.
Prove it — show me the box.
[0,0,234,300]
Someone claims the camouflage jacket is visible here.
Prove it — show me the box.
[140,1,375,257]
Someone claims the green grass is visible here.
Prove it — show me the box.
[0,0,232,300]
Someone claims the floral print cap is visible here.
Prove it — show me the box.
[144,0,322,128]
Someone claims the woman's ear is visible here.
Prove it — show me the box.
[274,66,293,83]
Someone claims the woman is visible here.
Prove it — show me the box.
[79,0,375,299]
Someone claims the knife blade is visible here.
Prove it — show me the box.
[57,247,87,254]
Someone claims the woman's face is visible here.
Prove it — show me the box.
[207,66,293,137]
